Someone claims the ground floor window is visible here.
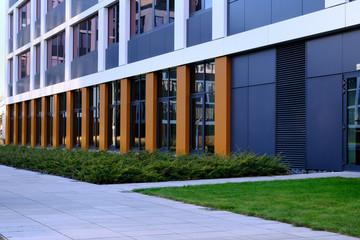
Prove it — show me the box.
[59,93,66,147]
[73,90,82,148]
[89,86,99,149]
[190,60,215,153]
[108,81,121,150]
[157,68,177,151]
[131,75,146,150]
[10,105,14,144]
[47,96,53,147]
[36,99,41,146]
[26,101,31,145]
[18,103,22,145]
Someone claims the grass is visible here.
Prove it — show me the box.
[0,145,288,184]
[135,177,360,237]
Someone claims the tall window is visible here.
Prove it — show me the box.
[10,105,14,144]
[73,90,82,148]
[190,0,212,14]
[108,3,119,45]
[19,51,30,79]
[190,61,215,153]
[9,13,13,38]
[89,86,100,148]
[36,0,40,19]
[19,0,31,31]
[158,68,177,150]
[47,96,53,147]
[26,101,31,145]
[47,32,65,69]
[18,103,22,145]
[36,44,40,74]
[36,99,42,146]
[108,81,121,150]
[131,75,146,149]
[73,15,98,58]
[59,93,66,147]
[9,59,13,97]
[48,0,64,11]
[130,0,175,37]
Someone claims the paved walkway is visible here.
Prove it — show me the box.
[0,165,359,240]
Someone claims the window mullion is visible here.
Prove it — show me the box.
[138,0,141,35]
[86,20,89,54]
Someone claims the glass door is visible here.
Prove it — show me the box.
[345,75,360,169]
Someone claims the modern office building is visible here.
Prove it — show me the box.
[4,0,360,171]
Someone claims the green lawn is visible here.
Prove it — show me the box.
[135,177,360,237]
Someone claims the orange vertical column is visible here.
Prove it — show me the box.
[66,91,73,149]
[120,78,131,154]
[31,100,36,147]
[81,88,90,149]
[99,84,108,151]
[215,56,231,156]
[41,97,47,148]
[53,94,60,149]
[145,72,157,152]
[176,65,190,155]
[5,105,11,145]
[22,102,27,146]
[13,103,18,145]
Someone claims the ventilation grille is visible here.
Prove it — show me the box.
[276,42,306,168]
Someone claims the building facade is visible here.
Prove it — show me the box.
[4,0,360,171]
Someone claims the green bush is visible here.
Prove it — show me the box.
[0,145,289,184]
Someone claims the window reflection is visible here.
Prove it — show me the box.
[73,15,98,58]
[131,75,146,149]
[19,51,30,79]
[47,32,65,68]
[19,1,30,31]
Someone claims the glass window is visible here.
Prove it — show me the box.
[47,96,53,147]
[9,59,13,97]
[108,81,121,150]
[89,86,100,149]
[26,101,31,145]
[59,93,66,147]
[18,103,22,145]
[131,75,146,149]
[158,68,177,150]
[73,90,82,148]
[130,0,175,37]
[108,3,119,45]
[36,44,40,73]
[48,0,64,11]
[47,32,65,69]
[36,0,40,19]
[190,0,212,14]
[19,1,31,31]
[190,60,215,153]
[10,105,14,144]
[19,50,30,79]
[73,15,98,58]
[36,99,42,146]
[9,13,13,37]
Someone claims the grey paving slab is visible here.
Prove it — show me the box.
[0,165,359,240]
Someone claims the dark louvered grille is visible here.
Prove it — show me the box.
[276,42,306,168]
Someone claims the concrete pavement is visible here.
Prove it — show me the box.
[0,165,359,240]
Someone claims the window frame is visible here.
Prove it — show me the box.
[18,50,30,80]
[18,103,23,145]
[18,0,31,31]
[89,86,100,149]
[189,0,212,16]
[73,14,99,59]
[108,3,120,45]
[36,99,42,146]
[47,32,65,69]
[73,90,82,148]
[108,81,121,150]
[59,93,67,147]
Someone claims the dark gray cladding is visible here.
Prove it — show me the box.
[17,76,30,94]
[17,25,30,49]
[35,18,41,39]
[187,8,212,47]
[8,37,13,53]
[9,0,17,8]
[34,73,40,90]
[72,0,98,17]
[45,62,65,86]
[106,43,119,70]
[71,50,98,79]
[46,1,65,33]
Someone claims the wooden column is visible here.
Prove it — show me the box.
[176,65,190,155]
[99,84,108,151]
[145,72,157,152]
[22,102,27,146]
[31,99,36,147]
[13,103,18,145]
[120,78,131,153]
[66,91,73,149]
[5,105,11,145]
[215,56,231,155]
[41,97,47,148]
[81,88,90,149]
[53,94,60,148]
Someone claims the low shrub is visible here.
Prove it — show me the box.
[0,145,289,184]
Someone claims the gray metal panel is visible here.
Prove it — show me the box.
[200,9,212,44]
[45,62,65,86]
[228,0,245,36]
[303,0,325,15]
[150,27,166,57]
[187,13,201,47]
[46,1,66,32]
[9,0,17,7]
[17,76,30,94]
[272,0,302,24]
[249,49,276,86]
[128,37,137,63]
[35,19,41,38]
[72,0,98,17]
[165,24,174,53]
[306,75,343,171]
[34,73,40,90]
[8,37,13,53]
[137,33,151,61]
[343,29,360,73]
[231,87,249,152]
[106,43,119,70]
[71,50,98,79]
[231,54,249,88]
[8,83,13,97]
[17,25,30,49]
[248,84,276,155]
[307,34,342,78]
[244,0,271,31]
